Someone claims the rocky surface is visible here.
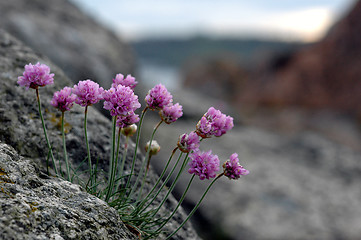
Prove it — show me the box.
[0,142,137,240]
[143,88,361,240]
[0,29,200,240]
[0,0,135,89]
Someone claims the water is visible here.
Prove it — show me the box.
[138,61,181,91]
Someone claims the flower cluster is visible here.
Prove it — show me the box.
[112,73,138,89]
[196,107,234,138]
[177,132,200,153]
[116,113,140,128]
[50,87,76,112]
[103,84,141,127]
[103,85,141,116]
[18,62,250,239]
[73,80,104,107]
[223,153,249,180]
[145,84,173,110]
[159,103,183,124]
[17,62,54,89]
[188,150,220,180]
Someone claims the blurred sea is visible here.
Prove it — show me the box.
[138,60,181,91]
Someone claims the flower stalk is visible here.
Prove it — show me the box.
[36,88,58,175]
[165,173,224,239]
[61,111,71,181]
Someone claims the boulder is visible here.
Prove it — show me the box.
[0,142,137,240]
[0,29,199,240]
[0,0,135,88]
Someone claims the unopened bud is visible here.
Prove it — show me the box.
[121,124,137,137]
[145,140,161,156]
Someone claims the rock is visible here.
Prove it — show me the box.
[0,29,200,240]
[0,142,137,240]
[0,0,135,89]
[239,0,361,114]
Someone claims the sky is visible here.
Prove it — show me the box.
[70,0,356,42]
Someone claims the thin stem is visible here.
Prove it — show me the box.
[151,175,196,236]
[84,105,93,193]
[115,135,129,200]
[105,116,117,202]
[125,107,148,198]
[140,151,183,216]
[118,135,129,183]
[135,147,178,214]
[165,174,224,239]
[36,88,58,175]
[134,120,163,201]
[111,127,122,197]
[149,152,190,219]
[61,112,71,181]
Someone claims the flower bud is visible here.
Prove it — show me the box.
[121,124,138,137]
[145,140,161,156]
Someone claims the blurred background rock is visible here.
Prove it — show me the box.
[1,0,361,239]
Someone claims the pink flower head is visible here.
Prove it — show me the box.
[50,87,76,112]
[73,80,104,107]
[223,153,249,180]
[17,62,54,89]
[188,150,220,180]
[116,111,140,128]
[177,132,200,153]
[145,84,173,110]
[196,107,234,138]
[103,85,141,117]
[112,73,138,89]
[159,103,183,124]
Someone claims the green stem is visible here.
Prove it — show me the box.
[84,105,93,193]
[125,107,148,198]
[118,135,129,184]
[112,127,122,197]
[36,88,58,175]
[165,174,223,239]
[149,152,190,219]
[61,112,71,181]
[105,116,117,202]
[115,135,129,200]
[134,120,163,201]
[136,147,178,214]
[151,175,195,236]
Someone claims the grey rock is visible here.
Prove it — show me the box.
[0,29,200,239]
[144,88,361,240]
[0,142,137,240]
[0,0,135,89]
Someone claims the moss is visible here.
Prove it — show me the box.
[0,168,13,184]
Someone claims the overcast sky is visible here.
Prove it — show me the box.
[71,0,356,42]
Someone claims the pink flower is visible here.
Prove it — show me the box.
[112,73,138,89]
[116,111,140,128]
[177,132,200,153]
[50,87,76,112]
[196,107,234,138]
[17,62,54,89]
[188,150,220,180]
[103,85,141,117]
[73,80,104,107]
[159,103,183,124]
[223,153,249,180]
[145,84,173,110]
